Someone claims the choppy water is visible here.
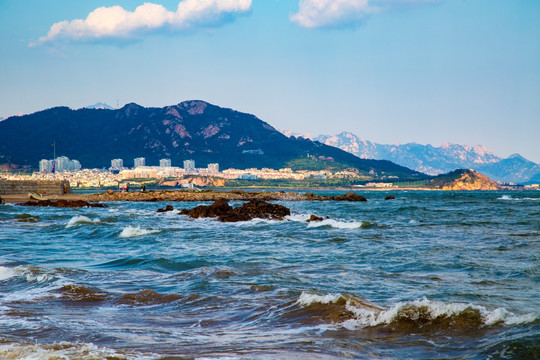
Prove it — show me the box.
[0,191,538,359]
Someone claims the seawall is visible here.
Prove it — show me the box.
[0,180,72,195]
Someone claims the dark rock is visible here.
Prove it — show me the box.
[218,199,290,222]
[332,192,367,202]
[20,200,106,208]
[385,194,395,200]
[180,198,291,223]
[158,205,175,212]
[187,198,233,219]
[307,214,324,222]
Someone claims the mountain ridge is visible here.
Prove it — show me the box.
[296,131,539,184]
[0,101,424,181]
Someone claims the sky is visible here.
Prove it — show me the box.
[1,0,539,163]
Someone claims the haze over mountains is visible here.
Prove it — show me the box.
[282,131,539,184]
[0,101,423,181]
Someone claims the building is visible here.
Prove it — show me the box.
[134,157,145,168]
[55,156,70,172]
[40,156,82,173]
[39,159,53,173]
[160,158,172,167]
[184,159,195,171]
[207,163,219,172]
[111,159,124,170]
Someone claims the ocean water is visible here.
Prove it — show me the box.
[0,191,538,359]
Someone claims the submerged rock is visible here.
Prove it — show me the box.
[181,199,290,223]
[20,199,106,208]
[157,205,174,213]
[385,194,395,200]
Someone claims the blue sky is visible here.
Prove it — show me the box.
[1,0,539,162]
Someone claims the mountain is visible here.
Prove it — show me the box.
[476,154,540,184]
[84,103,114,110]
[312,131,539,184]
[0,101,424,180]
[428,169,500,190]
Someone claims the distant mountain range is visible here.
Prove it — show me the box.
[0,101,424,181]
[84,103,115,110]
[284,131,539,184]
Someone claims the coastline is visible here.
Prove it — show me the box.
[0,187,520,204]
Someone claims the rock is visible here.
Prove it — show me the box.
[187,198,233,219]
[385,194,395,200]
[218,199,291,222]
[332,192,367,201]
[181,199,291,222]
[20,200,106,208]
[307,214,324,222]
[107,189,114,195]
[157,204,175,213]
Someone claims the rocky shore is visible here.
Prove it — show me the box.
[86,190,370,202]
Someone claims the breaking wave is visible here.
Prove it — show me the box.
[286,214,373,229]
[498,195,540,201]
[66,215,100,228]
[0,266,18,281]
[119,225,160,238]
[295,292,538,331]
[0,342,156,360]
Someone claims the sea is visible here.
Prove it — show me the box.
[0,191,538,359]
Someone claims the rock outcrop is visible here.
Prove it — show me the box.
[181,199,290,222]
[429,169,500,190]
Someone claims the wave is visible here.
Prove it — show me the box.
[119,225,160,238]
[498,195,540,201]
[0,265,53,283]
[66,215,100,228]
[307,219,373,229]
[0,266,18,281]
[0,342,156,360]
[295,292,538,331]
[286,214,373,229]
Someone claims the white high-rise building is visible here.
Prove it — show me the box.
[207,163,219,172]
[55,156,70,172]
[160,158,171,167]
[111,159,124,170]
[184,159,195,171]
[39,159,53,173]
[71,160,81,171]
[134,157,145,168]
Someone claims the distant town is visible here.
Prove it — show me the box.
[0,156,370,189]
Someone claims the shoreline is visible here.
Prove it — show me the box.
[0,187,525,204]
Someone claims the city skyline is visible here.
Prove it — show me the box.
[1,0,539,162]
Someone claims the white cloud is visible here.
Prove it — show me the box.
[291,0,440,28]
[37,0,251,44]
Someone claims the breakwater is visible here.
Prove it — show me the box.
[0,180,71,195]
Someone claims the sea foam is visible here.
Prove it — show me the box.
[66,215,100,228]
[119,226,160,238]
[0,266,18,281]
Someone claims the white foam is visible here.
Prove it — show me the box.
[0,266,18,281]
[307,219,365,229]
[66,215,100,228]
[498,195,540,201]
[119,225,160,238]
[0,342,156,360]
[297,292,344,306]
